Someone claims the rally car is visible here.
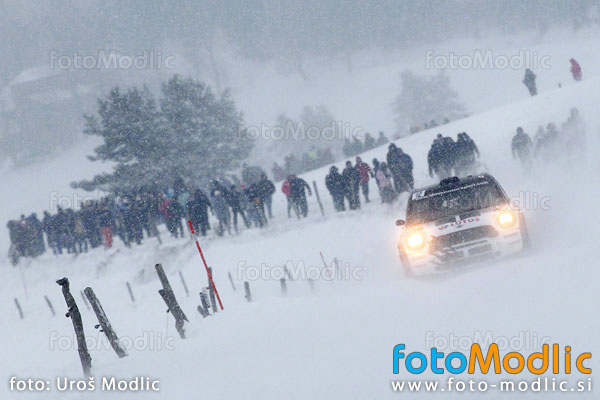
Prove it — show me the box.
[396,174,530,275]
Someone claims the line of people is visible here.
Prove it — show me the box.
[324,142,415,210]
[511,107,585,171]
[6,173,279,265]
[428,132,480,180]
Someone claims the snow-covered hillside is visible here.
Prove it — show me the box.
[1,54,599,399]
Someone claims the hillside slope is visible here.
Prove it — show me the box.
[1,73,599,399]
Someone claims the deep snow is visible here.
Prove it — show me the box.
[1,31,600,399]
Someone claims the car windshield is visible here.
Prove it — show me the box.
[406,181,507,225]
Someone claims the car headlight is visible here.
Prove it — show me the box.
[404,230,427,251]
[496,209,517,229]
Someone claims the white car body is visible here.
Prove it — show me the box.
[397,174,528,274]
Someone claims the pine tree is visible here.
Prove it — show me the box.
[72,75,251,192]
[393,70,466,135]
[271,104,343,157]
[159,75,251,186]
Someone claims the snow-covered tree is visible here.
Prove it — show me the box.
[271,104,343,157]
[393,70,466,135]
[72,75,251,191]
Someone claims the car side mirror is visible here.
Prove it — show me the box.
[395,219,405,226]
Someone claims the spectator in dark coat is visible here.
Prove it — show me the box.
[325,166,346,212]
[187,189,212,236]
[288,175,312,218]
[342,161,361,210]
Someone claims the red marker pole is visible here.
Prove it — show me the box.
[188,221,224,310]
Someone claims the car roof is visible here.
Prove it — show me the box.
[409,174,499,202]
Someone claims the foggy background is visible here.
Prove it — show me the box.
[1,0,598,166]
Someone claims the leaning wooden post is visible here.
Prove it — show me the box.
[208,284,218,313]
[244,281,252,302]
[125,282,135,303]
[178,270,190,297]
[197,292,210,318]
[56,278,92,377]
[227,272,237,291]
[84,287,128,358]
[207,268,218,313]
[312,181,325,217]
[44,295,56,317]
[333,258,341,280]
[280,278,287,295]
[155,264,188,321]
[14,298,23,319]
[159,289,185,339]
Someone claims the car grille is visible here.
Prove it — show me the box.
[431,225,498,250]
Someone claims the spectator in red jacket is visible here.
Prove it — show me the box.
[570,58,582,81]
[355,157,373,203]
[281,179,292,218]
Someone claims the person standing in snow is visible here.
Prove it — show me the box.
[354,156,372,203]
[363,133,376,150]
[257,174,276,219]
[325,166,346,212]
[376,131,389,146]
[375,163,397,204]
[386,144,414,194]
[97,202,114,249]
[281,178,292,218]
[523,68,537,96]
[511,127,534,171]
[570,58,582,82]
[226,185,250,232]
[187,189,212,236]
[454,132,480,176]
[288,175,312,218]
[210,181,232,236]
[342,161,361,210]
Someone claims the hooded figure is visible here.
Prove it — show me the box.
[355,157,372,203]
[570,58,581,81]
[210,181,232,236]
[511,127,534,171]
[288,175,312,218]
[386,144,414,193]
[375,163,397,204]
[523,69,537,96]
[187,189,212,236]
[325,166,347,212]
[454,132,480,176]
[342,161,361,210]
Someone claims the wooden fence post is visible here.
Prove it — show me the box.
[197,291,210,318]
[155,264,188,321]
[126,282,135,303]
[44,295,56,317]
[333,257,341,280]
[244,281,252,302]
[312,181,325,217]
[14,298,23,319]
[228,272,237,291]
[56,278,92,377]
[159,289,186,339]
[280,278,287,295]
[208,284,218,313]
[84,287,128,358]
